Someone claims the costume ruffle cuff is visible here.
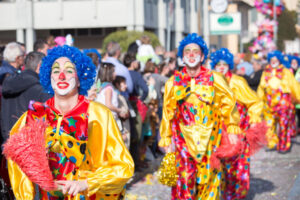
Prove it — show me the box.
[158,137,172,147]
[227,124,242,135]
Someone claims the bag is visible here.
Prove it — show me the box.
[137,99,148,122]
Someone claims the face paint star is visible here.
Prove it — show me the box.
[67,117,77,128]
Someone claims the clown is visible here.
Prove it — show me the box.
[7,45,134,200]
[210,48,264,199]
[288,55,300,74]
[159,33,242,200]
[258,50,300,153]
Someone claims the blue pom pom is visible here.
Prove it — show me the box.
[267,50,283,64]
[288,55,300,67]
[210,48,234,70]
[39,45,96,96]
[82,48,102,64]
[177,33,209,64]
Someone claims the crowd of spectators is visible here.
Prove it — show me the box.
[1,34,300,198]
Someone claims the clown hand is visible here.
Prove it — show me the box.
[56,180,88,197]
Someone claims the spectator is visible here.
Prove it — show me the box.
[16,42,26,55]
[143,60,157,104]
[33,39,49,56]
[137,35,159,71]
[123,53,148,101]
[83,48,101,74]
[127,39,141,56]
[155,45,165,64]
[0,42,24,84]
[165,57,177,77]
[1,52,51,144]
[105,41,133,93]
[236,61,254,76]
[113,76,131,149]
[243,56,264,91]
[123,53,149,171]
[95,62,128,129]
[0,46,5,66]
[46,35,56,49]
[151,59,171,118]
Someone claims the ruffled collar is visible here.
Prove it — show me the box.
[265,64,284,81]
[174,66,213,87]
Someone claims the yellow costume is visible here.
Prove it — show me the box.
[8,96,134,200]
[159,66,241,200]
[222,73,263,199]
[228,74,263,124]
[258,64,300,151]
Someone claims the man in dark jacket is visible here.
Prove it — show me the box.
[243,58,264,91]
[1,52,51,144]
[0,42,24,84]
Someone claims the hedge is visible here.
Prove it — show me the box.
[102,30,161,53]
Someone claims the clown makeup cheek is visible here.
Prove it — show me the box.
[183,55,201,68]
[271,62,279,68]
[215,61,229,75]
[215,66,228,75]
[51,77,76,96]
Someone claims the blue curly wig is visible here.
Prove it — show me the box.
[177,33,209,64]
[288,55,300,66]
[210,48,234,70]
[39,45,96,96]
[282,54,291,68]
[83,48,102,64]
[267,50,283,63]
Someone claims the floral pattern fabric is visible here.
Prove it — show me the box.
[171,67,223,200]
[222,103,250,200]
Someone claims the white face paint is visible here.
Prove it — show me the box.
[271,62,279,68]
[51,77,76,96]
[215,60,229,75]
[51,57,79,96]
[291,59,298,70]
[183,55,201,68]
[270,57,280,69]
[292,63,298,69]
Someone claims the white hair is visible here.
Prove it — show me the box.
[3,42,23,62]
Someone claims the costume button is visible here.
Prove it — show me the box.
[67,141,73,148]
[80,143,86,154]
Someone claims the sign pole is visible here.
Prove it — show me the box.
[273,0,277,46]
[203,0,210,48]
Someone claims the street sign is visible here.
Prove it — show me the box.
[210,12,241,35]
[210,0,228,13]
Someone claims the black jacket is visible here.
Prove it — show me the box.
[243,69,263,91]
[1,69,51,144]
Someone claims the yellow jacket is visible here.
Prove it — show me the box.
[8,101,134,200]
[229,74,263,124]
[159,71,241,148]
[258,65,300,104]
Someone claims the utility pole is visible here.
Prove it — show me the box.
[166,0,173,52]
[203,0,210,47]
[273,0,277,47]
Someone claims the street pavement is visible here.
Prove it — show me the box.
[125,135,300,200]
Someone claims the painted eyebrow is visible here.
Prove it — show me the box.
[64,63,75,70]
[51,65,60,70]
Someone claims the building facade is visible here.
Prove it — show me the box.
[0,0,198,51]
